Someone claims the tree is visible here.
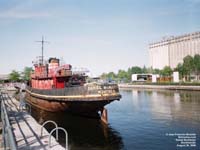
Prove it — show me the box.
[160,66,172,76]
[128,66,143,74]
[100,73,108,80]
[183,55,194,80]
[152,68,161,74]
[193,54,200,80]
[22,67,32,81]
[117,69,128,82]
[142,66,148,74]
[102,72,117,82]
[175,63,186,79]
[9,70,20,82]
[146,67,153,74]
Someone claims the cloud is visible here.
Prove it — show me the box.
[0,10,51,19]
[0,0,51,19]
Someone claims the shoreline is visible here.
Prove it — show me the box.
[118,83,200,91]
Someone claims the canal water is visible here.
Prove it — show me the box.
[31,89,200,150]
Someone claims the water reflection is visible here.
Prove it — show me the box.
[31,106,124,150]
[15,89,200,150]
[130,89,200,126]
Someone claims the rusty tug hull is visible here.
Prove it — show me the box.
[25,85,121,116]
[25,57,121,119]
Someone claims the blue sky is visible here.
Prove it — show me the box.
[0,0,200,76]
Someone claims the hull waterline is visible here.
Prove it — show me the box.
[25,88,121,116]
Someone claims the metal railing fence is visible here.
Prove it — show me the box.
[0,92,17,150]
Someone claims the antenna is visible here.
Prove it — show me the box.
[36,36,49,65]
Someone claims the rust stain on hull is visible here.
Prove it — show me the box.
[25,91,120,114]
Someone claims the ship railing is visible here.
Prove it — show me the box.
[28,83,120,96]
[0,92,17,150]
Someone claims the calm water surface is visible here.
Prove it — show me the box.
[31,89,200,150]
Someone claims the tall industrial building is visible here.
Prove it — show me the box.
[149,31,200,69]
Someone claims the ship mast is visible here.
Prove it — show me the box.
[36,36,49,65]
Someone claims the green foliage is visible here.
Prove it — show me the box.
[9,70,20,82]
[128,66,143,74]
[101,66,149,82]
[183,55,194,76]
[101,54,200,82]
[117,69,129,82]
[193,54,200,74]
[142,66,148,74]
[118,70,128,79]
[174,54,200,81]
[100,73,108,80]
[175,63,186,78]
[21,67,32,81]
[152,68,161,74]
[160,66,172,76]
[104,72,117,81]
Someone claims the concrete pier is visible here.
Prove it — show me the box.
[0,119,2,148]
[0,91,65,150]
[119,83,200,91]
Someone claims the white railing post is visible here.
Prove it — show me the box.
[41,120,58,141]
[49,127,68,150]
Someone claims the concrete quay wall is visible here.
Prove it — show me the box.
[119,84,200,91]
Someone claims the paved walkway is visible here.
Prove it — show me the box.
[1,92,65,150]
[0,116,2,149]
[0,93,3,150]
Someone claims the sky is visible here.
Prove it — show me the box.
[0,0,200,76]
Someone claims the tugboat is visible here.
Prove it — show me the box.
[25,38,121,121]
